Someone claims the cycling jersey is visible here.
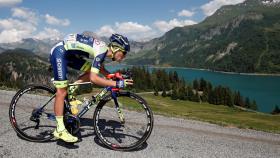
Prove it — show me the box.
[49,33,108,88]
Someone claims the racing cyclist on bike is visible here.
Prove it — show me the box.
[49,33,133,143]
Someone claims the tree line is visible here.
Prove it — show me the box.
[121,66,258,111]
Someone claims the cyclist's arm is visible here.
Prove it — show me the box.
[90,72,116,87]
[90,64,116,87]
[89,49,116,87]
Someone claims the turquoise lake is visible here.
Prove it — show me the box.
[106,65,280,113]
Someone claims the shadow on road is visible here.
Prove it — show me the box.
[80,117,149,151]
[56,140,79,149]
[93,136,148,152]
[13,117,149,151]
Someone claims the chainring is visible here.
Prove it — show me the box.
[63,113,80,135]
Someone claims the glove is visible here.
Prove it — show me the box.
[116,79,133,89]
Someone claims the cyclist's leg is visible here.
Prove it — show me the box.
[66,51,92,96]
[64,51,92,114]
[50,43,78,142]
[67,51,92,83]
[50,42,69,116]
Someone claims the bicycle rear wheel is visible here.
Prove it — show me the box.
[9,84,56,142]
[93,92,154,151]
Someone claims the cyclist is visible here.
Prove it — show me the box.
[49,33,133,143]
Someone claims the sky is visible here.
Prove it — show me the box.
[0,0,247,43]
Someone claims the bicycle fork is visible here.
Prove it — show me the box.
[112,93,125,124]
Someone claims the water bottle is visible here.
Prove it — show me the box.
[71,97,90,115]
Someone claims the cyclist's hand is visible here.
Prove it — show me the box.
[116,79,133,89]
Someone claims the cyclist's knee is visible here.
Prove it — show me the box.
[56,88,67,98]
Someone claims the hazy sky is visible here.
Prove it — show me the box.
[0,0,246,43]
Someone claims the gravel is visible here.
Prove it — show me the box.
[0,90,280,158]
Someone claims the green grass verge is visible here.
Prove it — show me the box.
[139,94,280,134]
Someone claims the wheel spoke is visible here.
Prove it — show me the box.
[9,85,56,141]
[94,92,153,151]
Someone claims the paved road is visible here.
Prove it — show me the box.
[0,90,280,158]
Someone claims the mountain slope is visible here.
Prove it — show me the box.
[0,49,79,88]
[0,47,4,53]
[0,49,52,88]
[126,0,280,73]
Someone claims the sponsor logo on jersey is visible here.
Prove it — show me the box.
[56,58,63,80]
[79,38,89,43]
[94,40,100,45]
[59,48,64,53]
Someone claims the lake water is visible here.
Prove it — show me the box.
[106,65,280,113]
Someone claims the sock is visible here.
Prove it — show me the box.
[55,116,65,132]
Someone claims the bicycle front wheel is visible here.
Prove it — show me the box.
[93,92,154,151]
[9,84,56,142]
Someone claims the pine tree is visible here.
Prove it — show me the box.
[271,105,280,115]
[191,92,200,102]
[154,87,159,96]
[226,89,234,107]
[199,78,207,91]
[245,97,250,108]
[234,91,244,107]
[178,86,186,100]
[208,90,215,104]
[207,82,213,92]
[249,100,258,110]
[216,86,222,105]
[171,84,178,100]
[162,88,167,97]
[193,79,199,90]
[173,71,179,83]
[186,86,194,101]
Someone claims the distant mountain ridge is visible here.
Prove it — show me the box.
[0,31,148,58]
[125,0,280,73]
[0,38,58,57]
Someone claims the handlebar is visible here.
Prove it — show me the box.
[106,71,132,80]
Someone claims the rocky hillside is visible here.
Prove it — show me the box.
[126,0,280,73]
[0,49,77,89]
[0,47,5,53]
[0,49,50,88]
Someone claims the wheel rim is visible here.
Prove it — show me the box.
[10,85,56,141]
[94,93,153,150]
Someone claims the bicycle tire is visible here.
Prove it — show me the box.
[93,91,154,151]
[9,84,56,142]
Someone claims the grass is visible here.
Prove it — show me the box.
[138,93,280,134]
[59,89,280,134]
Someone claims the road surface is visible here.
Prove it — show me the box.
[0,90,280,158]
